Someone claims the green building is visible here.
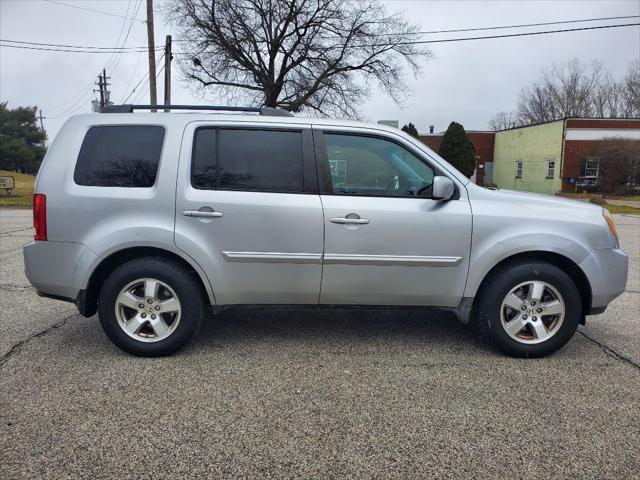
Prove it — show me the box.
[492,120,564,195]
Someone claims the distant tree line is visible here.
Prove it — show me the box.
[0,102,46,174]
[489,58,640,130]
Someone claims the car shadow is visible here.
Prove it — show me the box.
[192,305,489,353]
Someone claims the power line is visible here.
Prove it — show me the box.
[45,80,94,113]
[0,39,159,51]
[398,14,640,36]
[132,62,165,104]
[0,43,161,53]
[167,14,640,42]
[103,0,135,72]
[123,52,164,104]
[107,0,145,75]
[387,22,640,46]
[5,14,637,51]
[43,0,146,23]
[45,90,95,119]
[121,51,145,102]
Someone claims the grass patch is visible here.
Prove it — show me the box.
[605,204,640,214]
[0,170,35,207]
[609,194,640,201]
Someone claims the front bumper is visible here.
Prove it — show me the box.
[579,247,629,311]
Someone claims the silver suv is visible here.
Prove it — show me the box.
[23,105,628,357]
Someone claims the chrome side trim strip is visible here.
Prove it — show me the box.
[323,254,463,267]
[222,251,322,264]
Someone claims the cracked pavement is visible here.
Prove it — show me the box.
[1,207,639,479]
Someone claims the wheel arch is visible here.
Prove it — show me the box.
[471,251,592,322]
[79,246,215,317]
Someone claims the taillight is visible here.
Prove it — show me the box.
[33,194,47,241]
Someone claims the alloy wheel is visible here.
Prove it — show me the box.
[114,278,182,343]
[500,280,565,344]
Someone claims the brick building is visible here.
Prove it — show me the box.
[561,118,640,192]
[418,131,495,186]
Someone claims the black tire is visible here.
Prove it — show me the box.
[98,257,205,357]
[476,260,582,358]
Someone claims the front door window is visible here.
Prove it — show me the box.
[324,134,434,197]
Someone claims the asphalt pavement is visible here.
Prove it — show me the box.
[1,207,638,479]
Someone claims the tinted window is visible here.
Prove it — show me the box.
[74,126,165,187]
[324,134,434,197]
[192,128,218,189]
[192,129,303,192]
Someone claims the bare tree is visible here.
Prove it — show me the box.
[516,59,606,124]
[592,70,624,118]
[622,59,640,117]
[488,111,519,131]
[491,59,638,127]
[165,0,431,117]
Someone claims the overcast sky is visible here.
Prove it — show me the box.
[1,0,639,141]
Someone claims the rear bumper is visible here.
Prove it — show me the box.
[580,247,629,311]
[23,241,96,302]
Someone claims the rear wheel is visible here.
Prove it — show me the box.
[476,260,582,358]
[98,257,205,356]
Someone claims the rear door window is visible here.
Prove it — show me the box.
[192,128,304,193]
[74,126,165,187]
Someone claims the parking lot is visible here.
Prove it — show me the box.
[1,207,638,479]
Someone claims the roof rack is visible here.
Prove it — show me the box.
[100,104,294,117]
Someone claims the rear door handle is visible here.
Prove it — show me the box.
[183,210,223,218]
[330,217,369,225]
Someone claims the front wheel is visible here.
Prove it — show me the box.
[476,260,582,358]
[98,257,205,356]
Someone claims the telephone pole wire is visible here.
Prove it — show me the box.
[164,35,172,112]
[146,0,157,111]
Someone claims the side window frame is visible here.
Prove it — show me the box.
[190,126,318,194]
[312,129,457,199]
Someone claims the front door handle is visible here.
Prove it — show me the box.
[330,217,369,225]
[183,209,223,218]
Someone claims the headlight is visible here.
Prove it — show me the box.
[602,208,618,239]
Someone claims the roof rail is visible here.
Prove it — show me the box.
[100,104,294,117]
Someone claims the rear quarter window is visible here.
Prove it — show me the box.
[74,126,165,187]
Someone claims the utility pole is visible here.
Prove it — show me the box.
[164,35,172,112]
[103,68,111,108]
[94,70,111,111]
[38,110,44,132]
[146,0,157,111]
[95,72,105,110]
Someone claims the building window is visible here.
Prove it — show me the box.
[546,160,555,178]
[584,159,600,178]
[515,161,523,178]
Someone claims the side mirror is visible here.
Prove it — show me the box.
[432,176,455,200]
